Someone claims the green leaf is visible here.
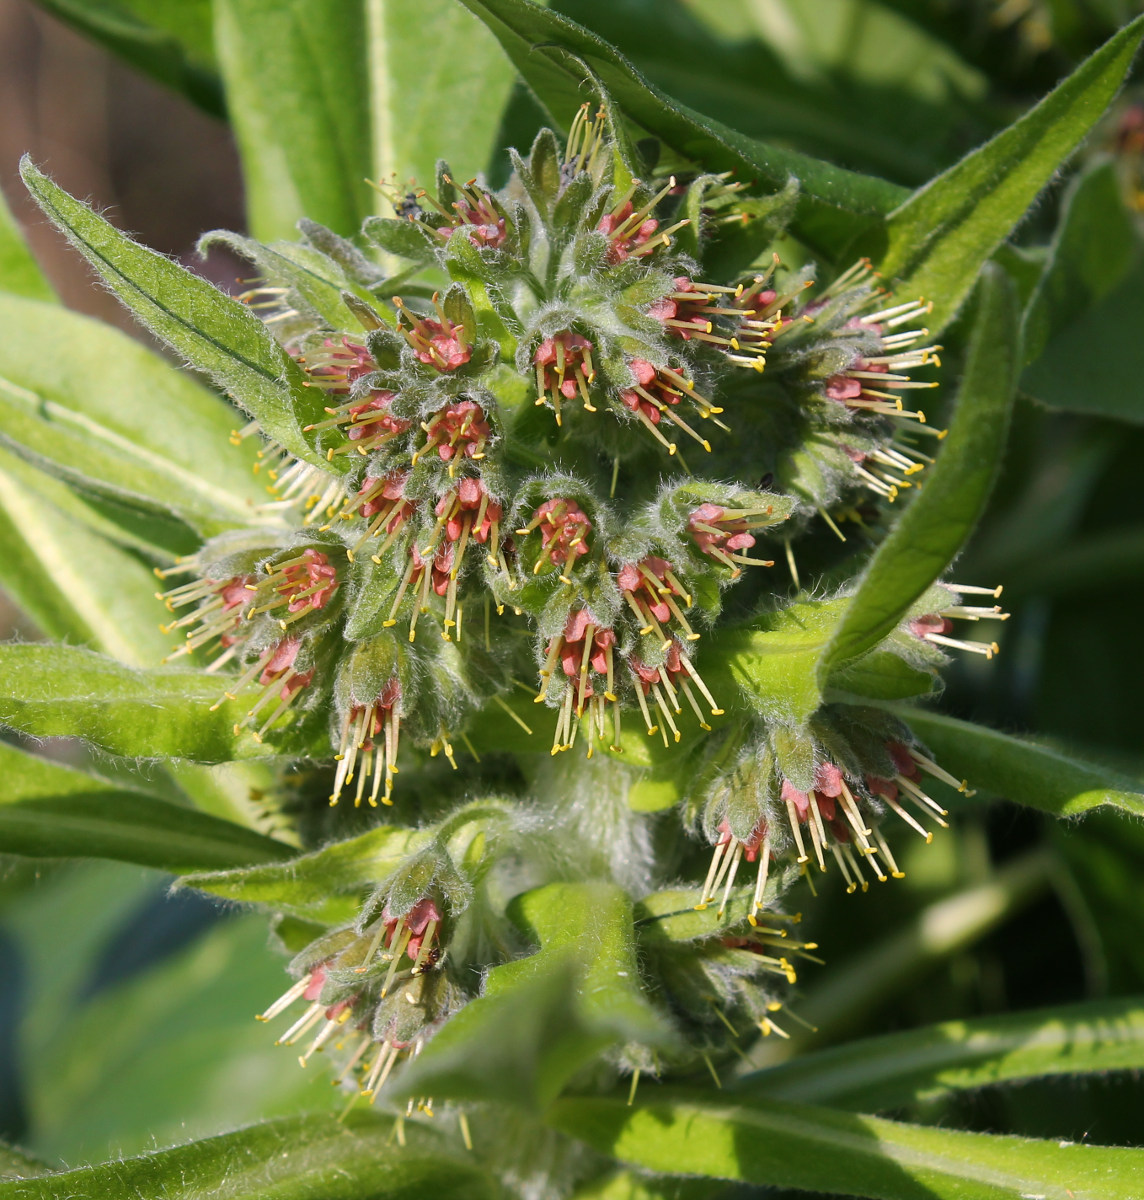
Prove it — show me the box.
[885,708,1144,819]
[1023,161,1140,366]
[0,1145,50,1183]
[25,915,333,1162]
[28,0,223,116]
[368,0,520,189]
[555,0,986,189]
[871,15,1144,333]
[0,742,292,872]
[769,852,1052,1050]
[0,644,291,762]
[0,184,55,302]
[827,651,937,703]
[184,825,424,924]
[0,294,267,534]
[394,881,670,1108]
[454,0,908,239]
[735,996,1144,1113]
[213,0,372,242]
[19,159,332,473]
[1023,256,1144,424]
[712,598,848,725]
[1022,161,1144,421]
[551,1088,1144,1200]
[824,264,1018,670]
[0,1112,500,1200]
[0,447,172,662]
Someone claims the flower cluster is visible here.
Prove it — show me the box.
[146,106,1002,1097]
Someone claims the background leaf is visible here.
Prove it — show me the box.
[0,187,55,303]
[0,447,172,662]
[735,996,1144,1112]
[870,15,1144,332]
[887,708,1144,819]
[0,741,293,872]
[456,0,909,248]
[551,1087,1144,1199]
[213,0,372,242]
[0,295,266,534]
[824,264,1018,669]
[0,644,294,763]
[368,0,520,189]
[1022,161,1144,422]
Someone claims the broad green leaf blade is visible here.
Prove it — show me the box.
[394,882,670,1108]
[550,1089,1144,1200]
[368,0,519,188]
[455,0,908,230]
[827,651,937,703]
[0,185,55,302]
[887,708,1144,819]
[184,825,424,923]
[213,0,372,242]
[0,742,292,871]
[0,1112,500,1200]
[0,644,295,762]
[735,996,1144,1112]
[27,0,222,116]
[824,265,1018,669]
[873,15,1144,333]
[0,294,267,533]
[19,159,333,474]
[0,451,171,663]
[712,598,847,725]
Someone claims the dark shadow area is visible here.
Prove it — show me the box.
[0,926,28,1143]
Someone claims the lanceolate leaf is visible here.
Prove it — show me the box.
[735,997,1144,1112]
[0,294,266,534]
[213,0,373,242]
[551,1089,1144,1200]
[0,742,292,873]
[0,1112,500,1200]
[885,708,1144,819]
[454,0,908,231]
[0,644,299,762]
[184,825,425,923]
[824,265,1018,670]
[19,159,333,473]
[871,15,1144,333]
[394,882,670,1108]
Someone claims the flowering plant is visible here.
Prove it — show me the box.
[3,1,1144,1197]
